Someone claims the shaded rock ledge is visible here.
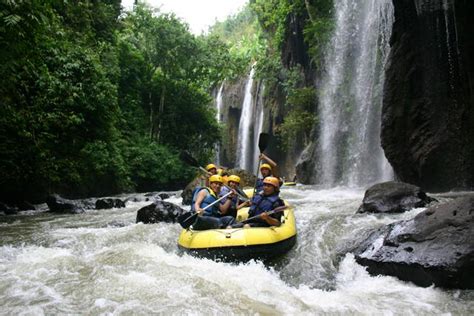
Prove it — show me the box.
[357,181,436,214]
[353,196,474,289]
[136,200,186,224]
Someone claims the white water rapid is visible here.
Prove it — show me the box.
[317,0,394,187]
[1,188,472,314]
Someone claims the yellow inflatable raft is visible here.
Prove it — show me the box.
[177,199,297,261]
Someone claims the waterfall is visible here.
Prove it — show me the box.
[236,67,255,171]
[215,82,224,165]
[251,81,265,173]
[316,0,394,187]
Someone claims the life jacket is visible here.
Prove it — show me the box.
[255,178,264,193]
[191,186,219,217]
[219,186,237,207]
[248,193,282,218]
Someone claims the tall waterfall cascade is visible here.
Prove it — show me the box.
[251,82,265,173]
[236,66,257,172]
[316,0,394,187]
[214,82,224,165]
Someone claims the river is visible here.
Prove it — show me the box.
[1,186,473,314]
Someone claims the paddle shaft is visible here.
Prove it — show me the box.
[253,133,270,196]
[241,205,287,224]
[180,190,233,225]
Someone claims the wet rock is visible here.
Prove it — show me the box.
[357,181,436,214]
[46,194,93,214]
[16,201,36,211]
[0,202,18,215]
[158,193,170,200]
[136,200,186,224]
[95,198,126,210]
[353,196,474,289]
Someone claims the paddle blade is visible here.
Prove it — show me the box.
[179,151,200,168]
[258,133,270,153]
[236,186,249,200]
[177,211,198,229]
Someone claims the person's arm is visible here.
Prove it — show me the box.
[237,200,250,210]
[219,189,236,214]
[194,190,207,214]
[260,212,281,226]
[261,199,284,226]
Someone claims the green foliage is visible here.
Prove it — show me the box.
[0,1,236,202]
[302,0,334,63]
[277,87,317,149]
[123,139,193,192]
[207,4,265,81]
[250,0,293,50]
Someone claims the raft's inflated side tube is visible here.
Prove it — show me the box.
[177,188,297,261]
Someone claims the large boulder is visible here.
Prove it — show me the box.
[46,194,94,214]
[357,181,435,214]
[353,196,474,289]
[95,198,126,210]
[136,200,186,224]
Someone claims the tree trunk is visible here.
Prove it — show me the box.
[305,0,314,22]
[156,84,166,142]
[149,91,153,139]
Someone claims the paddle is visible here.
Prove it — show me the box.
[179,151,249,201]
[177,191,233,229]
[253,133,270,195]
[179,151,209,175]
[241,205,287,224]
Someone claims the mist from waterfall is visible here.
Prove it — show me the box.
[315,0,394,187]
[236,67,256,171]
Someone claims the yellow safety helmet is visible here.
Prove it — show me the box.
[206,163,217,171]
[227,175,241,184]
[263,176,280,188]
[260,163,272,171]
[209,175,223,184]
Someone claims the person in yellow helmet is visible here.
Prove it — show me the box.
[202,163,219,187]
[255,153,278,192]
[205,164,218,174]
[192,174,236,230]
[218,174,248,218]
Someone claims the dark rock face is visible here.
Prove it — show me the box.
[136,200,186,224]
[382,0,474,191]
[358,181,435,213]
[46,194,94,214]
[295,141,317,184]
[95,198,126,210]
[0,201,36,215]
[353,196,474,289]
